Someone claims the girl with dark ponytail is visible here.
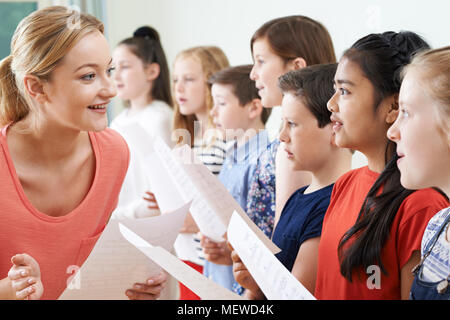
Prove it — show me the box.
[315,31,449,300]
[110,26,174,219]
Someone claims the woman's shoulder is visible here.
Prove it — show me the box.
[92,128,129,156]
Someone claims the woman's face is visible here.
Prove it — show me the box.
[388,69,450,190]
[113,45,152,102]
[41,30,116,132]
[250,37,290,108]
[327,57,391,154]
[173,56,207,116]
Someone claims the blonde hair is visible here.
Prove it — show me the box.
[172,46,230,146]
[0,6,104,128]
[403,46,450,134]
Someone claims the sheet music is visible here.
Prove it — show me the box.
[119,223,245,300]
[227,211,316,300]
[59,202,190,300]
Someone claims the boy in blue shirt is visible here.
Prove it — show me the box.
[231,64,354,299]
[199,65,271,292]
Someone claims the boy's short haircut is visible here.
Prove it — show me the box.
[208,65,272,124]
[278,63,338,128]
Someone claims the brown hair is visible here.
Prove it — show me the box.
[118,26,173,107]
[278,64,337,128]
[172,46,230,146]
[403,46,450,133]
[251,15,336,66]
[208,64,271,124]
[0,6,104,128]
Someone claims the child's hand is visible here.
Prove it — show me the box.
[143,191,160,210]
[180,212,200,234]
[199,233,232,265]
[8,254,44,300]
[228,243,264,299]
[125,271,167,300]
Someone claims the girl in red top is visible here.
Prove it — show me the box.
[315,31,449,300]
[0,6,165,300]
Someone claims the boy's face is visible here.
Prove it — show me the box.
[279,92,334,172]
[211,83,251,132]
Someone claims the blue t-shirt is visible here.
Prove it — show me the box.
[272,184,333,272]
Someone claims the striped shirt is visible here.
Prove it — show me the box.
[421,207,450,282]
[193,135,228,176]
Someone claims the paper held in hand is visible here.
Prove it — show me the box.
[147,137,280,253]
[118,223,245,300]
[59,202,190,300]
[228,211,316,300]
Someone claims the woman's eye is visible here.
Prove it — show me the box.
[81,73,96,81]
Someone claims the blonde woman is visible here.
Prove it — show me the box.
[0,6,164,300]
[172,46,229,299]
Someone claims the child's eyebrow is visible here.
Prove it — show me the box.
[335,79,355,86]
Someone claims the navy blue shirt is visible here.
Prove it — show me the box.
[272,184,334,272]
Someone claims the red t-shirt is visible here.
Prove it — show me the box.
[0,126,129,299]
[315,166,449,300]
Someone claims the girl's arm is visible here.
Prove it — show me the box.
[275,150,311,228]
[400,250,421,300]
[290,237,321,295]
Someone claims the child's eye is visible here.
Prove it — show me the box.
[288,121,297,128]
[339,88,349,96]
[107,67,115,77]
[400,109,409,119]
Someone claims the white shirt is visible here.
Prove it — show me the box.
[110,100,174,219]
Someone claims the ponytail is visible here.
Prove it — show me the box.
[0,55,29,126]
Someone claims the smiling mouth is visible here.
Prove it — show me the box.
[88,103,108,110]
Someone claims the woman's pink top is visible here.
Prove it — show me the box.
[0,126,129,299]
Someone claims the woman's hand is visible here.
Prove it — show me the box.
[8,254,44,300]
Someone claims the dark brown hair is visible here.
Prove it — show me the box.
[208,65,271,124]
[278,63,337,128]
[119,26,173,107]
[251,15,336,66]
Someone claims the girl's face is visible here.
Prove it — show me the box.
[41,30,116,132]
[388,69,450,190]
[279,92,333,172]
[173,56,207,116]
[327,57,391,154]
[113,45,152,102]
[250,38,290,108]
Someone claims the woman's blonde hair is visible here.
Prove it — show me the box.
[0,6,104,127]
[172,46,229,146]
[403,46,450,134]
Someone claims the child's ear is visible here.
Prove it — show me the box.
[385,94,399,124]
[247,98,263,120]
[146,63,160,81]
[291,57,307,70]
[23,75,47,104]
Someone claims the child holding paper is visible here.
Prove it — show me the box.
[111,26,173,219]
[172,46,230,299]
[231,64,353,299]
[199,64,271,292]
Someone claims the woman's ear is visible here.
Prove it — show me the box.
[146,63,160,81]
[23,75,47,104]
